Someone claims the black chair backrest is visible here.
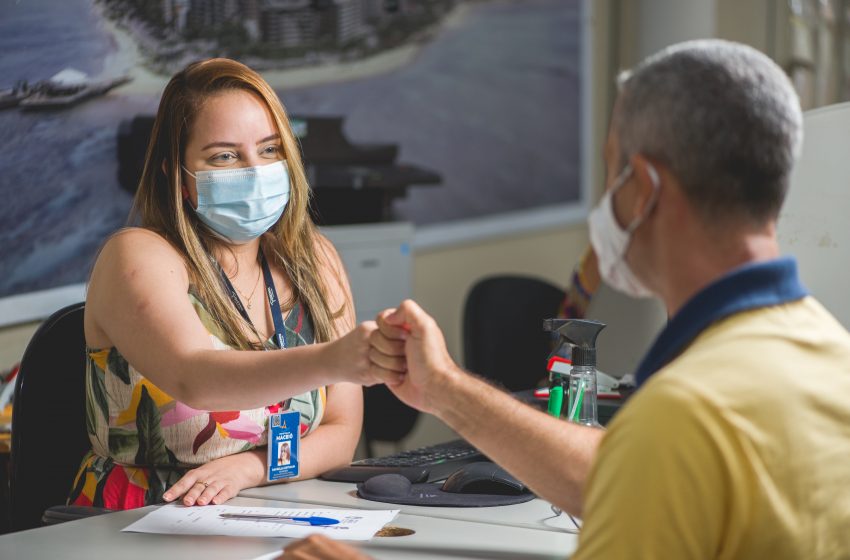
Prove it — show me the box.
[10,302,89,532]
[362,384,419,455]
[463,276,566,391]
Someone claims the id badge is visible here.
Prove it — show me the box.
[267,411,300,482]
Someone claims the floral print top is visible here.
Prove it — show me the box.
[68,288,325,510]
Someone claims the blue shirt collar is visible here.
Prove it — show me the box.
[634,257,808,386]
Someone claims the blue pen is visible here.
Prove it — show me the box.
[219,513,340,526]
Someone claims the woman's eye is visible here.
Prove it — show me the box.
[211,152,237,163]
[261,145,282,157]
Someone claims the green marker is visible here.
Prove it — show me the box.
[547,384,564,417]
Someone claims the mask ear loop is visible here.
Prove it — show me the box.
[646,162,660,187]
[180,165,195,201]
[609,163,633,194]
[624,162,661,234]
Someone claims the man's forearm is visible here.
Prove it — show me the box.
[431,366,603,517]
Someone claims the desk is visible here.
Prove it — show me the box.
[0,496,577,560]
[240,479,577,534]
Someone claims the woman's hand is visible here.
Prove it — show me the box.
[163,450,266,506]
[323,321,385,386]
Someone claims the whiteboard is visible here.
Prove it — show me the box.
[778,102,850,328]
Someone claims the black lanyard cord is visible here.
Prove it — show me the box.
[216,249,287,350]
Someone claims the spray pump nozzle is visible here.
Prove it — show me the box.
[543,318,606,367]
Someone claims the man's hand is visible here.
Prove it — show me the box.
[277,534,373,559]
[368,299,458,414]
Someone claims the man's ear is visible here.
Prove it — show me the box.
[629,154,662,217]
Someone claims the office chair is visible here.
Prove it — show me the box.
[362,385,419,457]
[463,275,566,391]
[9,302,107,532]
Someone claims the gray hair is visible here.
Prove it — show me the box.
[615,39,803,225]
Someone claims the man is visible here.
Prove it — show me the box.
[281,40,850,559]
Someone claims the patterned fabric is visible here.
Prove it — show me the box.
[68,288,325,509]
[557,247,600,320]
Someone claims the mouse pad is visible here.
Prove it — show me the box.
[356,468,536,507]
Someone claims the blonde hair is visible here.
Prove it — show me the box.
[131,58,344,349]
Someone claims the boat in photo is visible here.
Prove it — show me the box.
[0,81,37,110]
[19,68,131,111]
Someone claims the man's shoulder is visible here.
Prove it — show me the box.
[696,296,850,351]
[616,296,850,461]
[654,296,850,390]
[601,375,724,458]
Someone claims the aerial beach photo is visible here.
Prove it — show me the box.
[0,0,579,299]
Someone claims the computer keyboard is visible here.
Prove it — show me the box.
[320,439,486,483]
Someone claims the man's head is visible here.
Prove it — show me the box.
[593,40,804,308]
[611,39,803,227]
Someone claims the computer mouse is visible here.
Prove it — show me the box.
[440,462,529,495]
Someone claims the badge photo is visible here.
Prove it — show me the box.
[267,410,300,482]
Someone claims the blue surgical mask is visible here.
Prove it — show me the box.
[184,160,290,244]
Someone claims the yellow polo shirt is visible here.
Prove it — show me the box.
[573,297,850,559]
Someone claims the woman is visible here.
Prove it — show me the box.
[68,58,378,510]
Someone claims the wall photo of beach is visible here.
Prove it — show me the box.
[0,0,580,301]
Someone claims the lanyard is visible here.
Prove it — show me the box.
[217,249,287,350]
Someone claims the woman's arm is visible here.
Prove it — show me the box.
[164,381,363,507]
[163,233,363,505]
[294,381,363,477]
[86,228,377,411]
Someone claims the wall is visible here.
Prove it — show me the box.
[716,0,777,56]
[0,322,38,371]
[617,0,785,68]
[633,0,716,58]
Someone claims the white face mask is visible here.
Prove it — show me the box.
[588,163,660,298]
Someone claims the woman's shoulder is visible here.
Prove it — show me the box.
[100,227,185,266]
[105,226,178,250]
[86,229,194,348]
[92,227,190,288]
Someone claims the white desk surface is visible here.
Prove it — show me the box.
[0,496,577,560]
[239,479,577,534]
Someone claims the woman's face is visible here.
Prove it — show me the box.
[181,89,285,208]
